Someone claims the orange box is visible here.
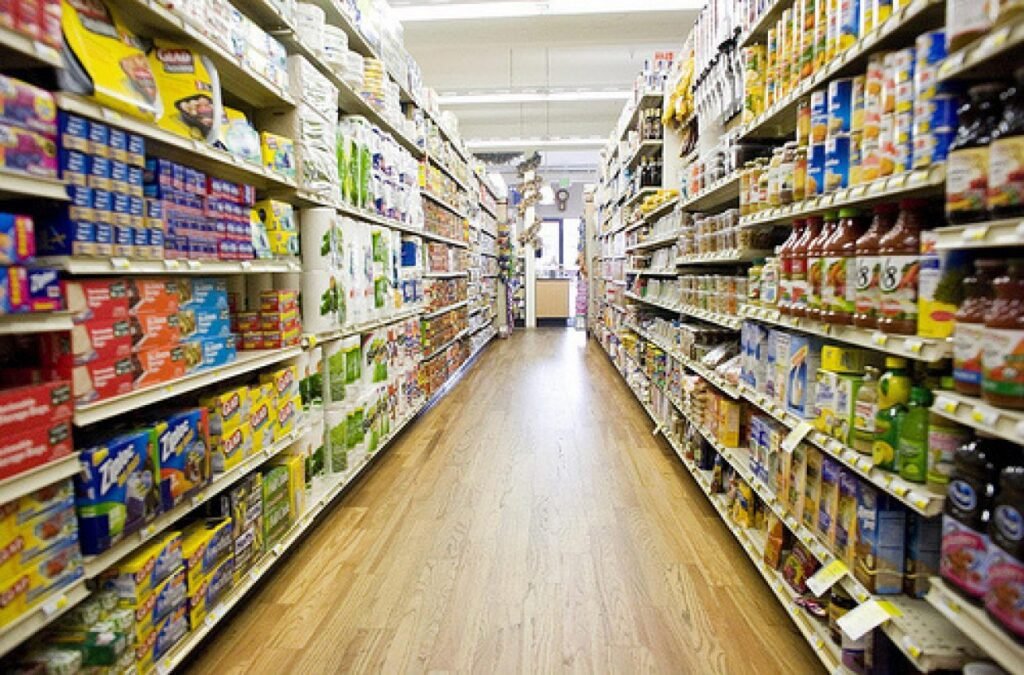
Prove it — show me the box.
[133,346,186,388]
[128,278,179,316]
[130,312,182,352]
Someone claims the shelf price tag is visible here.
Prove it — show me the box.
[935,396,959,415]
[971,405,999,427]
[41,593,69,617]
[110,257,130,271]
[963,225,989,242]
[836,599,902,641]
[782,422,814,454]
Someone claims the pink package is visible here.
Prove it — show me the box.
[0,75,57,137]
[0,124,57,178]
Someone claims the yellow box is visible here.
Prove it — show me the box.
[274,395,302,441]
[134,602,188,671]
[100,532,182,601]
[802,447,823,532]
[249,394,276,454]
[211,421,252,473]
[252,199,296,232]
[716,398,741,449]
[820,345,869,374]
[200,385,250,436]
[187,555,234,629]
[261,365,299,402]
[181,518,233,592]
[814,369,838,434]
[120,566,186,641]
[260,132,295,179]
[269,454,306,522]
[266,230,298,256]
[0,504,77,582]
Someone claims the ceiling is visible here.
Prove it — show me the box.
[392,0,698,177]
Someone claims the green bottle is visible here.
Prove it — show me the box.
[872,357,911,472]
[897,386,933,483]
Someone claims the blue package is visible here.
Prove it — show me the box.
[28,268,62,311]
[153,408,209,511]
[177,278,228,311]
[139,567,187,628]
[108,127,127,163]
[58,111,89,152]
[113,224,134,256]
[87,155,111,191]
[88,120,109,158]
[59,149,89,187]
[37,212,95,256]
[110,159,128,192]
[178,307,232,340]
[94,222,114,253]
[127,165,144,196]
[127,133,145,166]
[828,77,854,136]
[66,184,94,221]
[92,187,113,220]
[75,428,160,555]
[112,191,130,218]
[825,134,851,193]
[184,336,237,373]
[913,94,958,135]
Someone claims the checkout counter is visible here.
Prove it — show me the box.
[534,273,574,320]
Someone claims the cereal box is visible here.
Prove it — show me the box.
[75,429,160,555]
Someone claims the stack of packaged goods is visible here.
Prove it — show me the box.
[338,116,423,226]
[423,201,466,243]
[425,241,466,275]
[0,212,62,315]
[424,125,472,188]
[233,290,302,352]
[424,278,468,313]
[423,164,466,210]
[0,0,60,50]
[421,307,468,358]
[251,199,299,260]
[0,74,58,181]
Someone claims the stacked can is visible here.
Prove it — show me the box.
[911,30,956,168]
[861,52,887,182]
[798,0,816,82]
[825,77,854,192]
[766,27,778,109]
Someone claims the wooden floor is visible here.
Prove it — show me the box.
[187,330,822,674]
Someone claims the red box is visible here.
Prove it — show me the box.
[0,420,73,481]
[40,318,132,367]
[241,333,263,351]
[129,313,181,352]
[259,291,297,314]
[65,279,129,324]
[0,381,71,439]
[45,357,133,405]
[132,346,186,389]
[128,278,179,316]
[234,312,260,333]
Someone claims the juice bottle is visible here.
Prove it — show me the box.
[954,260,1000,397]
[941,435,1015,602]
[878,199,923,335]
[898,386,933,483]
[852,365,879,455]
[824,207,867,326]
[873,357,911,472]
[807,211,837,322]
[791,215,821,318]
[946,83,1003,224]
[928,376,974,490]
[853,203,898,329]
[986,465,1024,640]
[988,68,1024,218]
[982,259,1024,409]
[779,219,805,316]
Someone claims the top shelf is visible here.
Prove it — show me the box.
[0,25,62,69]
[738,0,786,48]
[940,13,1024,82]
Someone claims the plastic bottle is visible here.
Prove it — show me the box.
[941,435,1015,602]
[988,68,1024,218]
[898,386,933,483]
[807,211,837,322]
[853,203,897,329]
[986,465,1024,640]
[947,83,1004,224]
[779,219,805,316]
[761,256,780,308]
[791,215,821,318]
[982,259,1024,409]
[928,377,974,490]
[878,199,924,335]
[873,357,912,472]
[954,260,1001,397]
[852,366,880,455]
[824,207,867,326]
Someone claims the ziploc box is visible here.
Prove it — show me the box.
[178,278,229,312]
[153,409,210,511]
[99,532,182,601]
[75,429,161,555]
[855,482,906,594]
[65,279,129,324]
[0,213,35,265]
[27,268,61,312]
[187,555,234,629]
[183,336,237,373]
[178,307,232,341]
[181,518,232,591]
[785,334,822,419]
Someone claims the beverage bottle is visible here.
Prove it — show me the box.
[791,215,821,318]
[927,376,973,490]
[897,386,933,483]
[878,199,924,335]
[854,203,898,329]
[982,259,1024,410]
[947,83,1004,224]
[852,366,879,455]
[941,435,1015,602]
[807,211,838,322]
[872,357,911,472]
[778,219,805,316]
[986,465,1024,640]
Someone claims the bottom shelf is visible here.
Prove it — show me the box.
[149,338,495,674]
[926,578,1024,675]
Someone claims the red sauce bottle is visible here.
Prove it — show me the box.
[824,207,867,326]
[791,216,821,319]
[853,203,898,329]
[982,260,1024,409]
[878,199,924,335]
[807,212,837,323]
[779,219,806,317]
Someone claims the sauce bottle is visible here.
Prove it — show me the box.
[982,260,1024,409]
[779,220,805,316]
[791,216,821,318]
[898,386,933,483]
[986,465,1024,641]
[928,377,974,490]
[852,366,880,455]
[947,83,1004,224]
[989,68,1024,219]
[954,260,1001,397]
[807,211,837,323]
[941,435,1015,603]
[878,199,924,335]
[853,203,897,329]
[873,357,911,472]
[824,207,867,326]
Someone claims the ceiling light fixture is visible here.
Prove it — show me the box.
[438,90,632,105]
[394,0,701,22]
[467,137,607,150]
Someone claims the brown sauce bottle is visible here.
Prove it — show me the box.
[824,207,867,326]
[878,199,924,335]
[807,211,837,323]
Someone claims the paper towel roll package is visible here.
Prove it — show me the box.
[324,407,347,474]
[301,271,343,337]
[300,208,340,271]
[323,338,346,408]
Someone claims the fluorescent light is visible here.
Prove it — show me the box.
[395,0,700,22]
[467,137,607,150]
[439,90,632,105]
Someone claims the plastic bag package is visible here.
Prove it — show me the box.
[296,105,339,196]
[287,55,338,115]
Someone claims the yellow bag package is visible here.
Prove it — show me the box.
[59,0,159,121]
[147,40,222,143]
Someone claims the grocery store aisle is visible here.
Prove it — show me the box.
[186,330,821,674]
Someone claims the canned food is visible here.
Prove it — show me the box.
[839,0,860,51]
[850,130,863,186]
[797,99,812,145]
[876,0,894,26]
[894,110,913,146]
[912,127,954,168]
[894,50,916,113]
[861,137,883,183]
[914,30,946,67]
[811,89,829,142]
[808,142,826,196]
[913,94,958,135]
[852,75,866,132]
[879,113,896,177]
[828,78,854,135]
[825,134,852,192]
[894,138,912,174]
